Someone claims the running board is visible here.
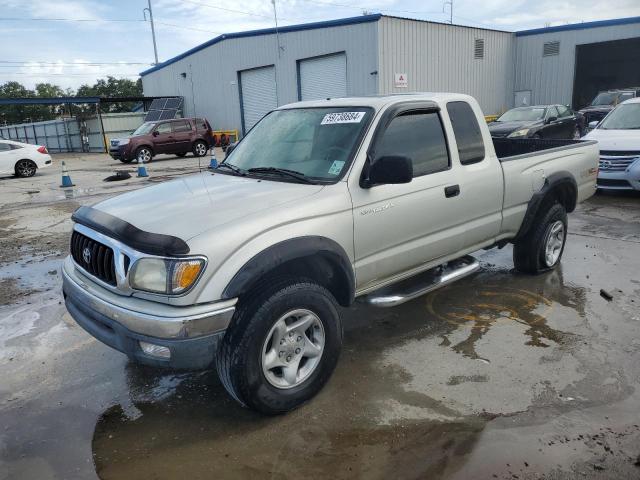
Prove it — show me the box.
[359,255,480,308]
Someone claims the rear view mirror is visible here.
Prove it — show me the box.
[363,155,413,187]
[152,130,159,137]
[225,143,236,159]
[588,120,599,129]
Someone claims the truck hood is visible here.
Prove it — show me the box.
[93,172,324,242]
[488,120,542,135]
[583,128,640,151]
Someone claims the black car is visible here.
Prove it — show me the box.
[579,89,640,127]
[488,105,583,139]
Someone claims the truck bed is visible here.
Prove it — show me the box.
[493,137,594,161]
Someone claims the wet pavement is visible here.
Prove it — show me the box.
[1,159,639,479]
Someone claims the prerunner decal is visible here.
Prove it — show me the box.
[321,112,366,125]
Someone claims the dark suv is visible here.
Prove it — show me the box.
[109,118,213,163]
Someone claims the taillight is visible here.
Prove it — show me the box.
[37,146,48,154]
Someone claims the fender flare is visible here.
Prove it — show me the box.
[221,236,355,306]
[514,171,577,241]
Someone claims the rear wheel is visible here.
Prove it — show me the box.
[192,140,208,157]
[513,201,567,274]
[216,279,342,414]
[136,147,153,163]
[15,159,37,177]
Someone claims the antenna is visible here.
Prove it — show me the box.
[443,0,453,24]
[271,0,283,58]
[143,0,159,64]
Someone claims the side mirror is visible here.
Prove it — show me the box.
[363,155,413,187]
[546,116,558,124]
[588,120,599,129]
[225,142,237,159]
[152,130,159,137]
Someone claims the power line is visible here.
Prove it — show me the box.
[179,0,287,20]
[0,72,141,77]
[0,61,151,66]
[0,17,144,23]
[298,0,445,16]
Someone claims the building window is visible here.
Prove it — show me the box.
[474,38,485,59]
[543,41,560,56]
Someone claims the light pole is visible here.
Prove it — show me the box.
[143,0,159,64]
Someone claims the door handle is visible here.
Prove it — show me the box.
[444,184,460,198]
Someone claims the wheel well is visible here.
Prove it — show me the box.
[546,181,577,213]
[14,159,37,170]
[194,139,209,148]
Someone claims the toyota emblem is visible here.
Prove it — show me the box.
[600,160,611,169]
[82,247,92,264]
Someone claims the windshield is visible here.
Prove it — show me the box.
[590,92,633,106]
[224,107,373,182]
[132,122,155,136]
[496,107,545,122]
[598,103,640,130]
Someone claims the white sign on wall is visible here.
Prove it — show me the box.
[394,73,408,88]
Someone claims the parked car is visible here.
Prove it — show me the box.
[583,97,640,191]
[63,93,598,414]
[109,117,213,163]
[0,139,52,178]
[579,88,640,127]
[488,105,584,139]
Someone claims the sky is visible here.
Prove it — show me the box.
[1,0,639,91]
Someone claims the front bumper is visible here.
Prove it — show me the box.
[597,169,640,191]
[109,145,131,160]
[62,258,236,369]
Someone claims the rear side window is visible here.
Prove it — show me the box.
[375,111,449,177]
[446,101,485,165]
[195,118,209,131]
[172,120,191,132]
[0,142,11,151]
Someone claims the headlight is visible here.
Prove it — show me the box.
[507,128,531,138]
[129,257,205,294]
[118,138,130,145]
[507,128,530,138]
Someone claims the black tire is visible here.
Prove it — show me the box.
[216,279,342,415]
[136,146,153,163]
[192,140,208,157]
[175,152,187,158]
[513,201,567,274]
[119,158,134,163]
[14,159,37,177]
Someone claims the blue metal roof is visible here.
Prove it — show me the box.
[140,13,383,77]
[516,16,640,36]
[0,96,100,105]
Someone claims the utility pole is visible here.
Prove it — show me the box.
[444,0,453,24]
[143,0,159,64]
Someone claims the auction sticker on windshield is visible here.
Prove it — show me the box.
[321,112,366,125]
[328,160,345,175]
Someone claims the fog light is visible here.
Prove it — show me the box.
[139,341,171,359]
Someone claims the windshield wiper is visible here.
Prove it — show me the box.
[216,162,246,176]
[247,167,316,184]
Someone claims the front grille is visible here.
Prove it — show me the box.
[71,231,117,286]
[597,178,632,188]
[599,154,640,171]
[600,150,640,157]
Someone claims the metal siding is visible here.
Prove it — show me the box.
[142,22,378,137]
[514,23,640,106]
[299,53,347,100]
[376,17,515,115]
[240,66,277,131]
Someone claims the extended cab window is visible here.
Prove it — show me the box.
[172,121,191,132]
[155,123,171,134]
[446,101,485,165]
[375,111,449,177]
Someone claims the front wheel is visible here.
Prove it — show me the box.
[216,280,342,414]
[136,147,153,163]
[15,159,37,177]
[513,201,567,274]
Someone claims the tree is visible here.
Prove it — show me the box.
[77,76,143,112]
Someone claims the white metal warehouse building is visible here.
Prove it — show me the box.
[140,14,640,135]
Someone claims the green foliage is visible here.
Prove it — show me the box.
[0,77,143,125]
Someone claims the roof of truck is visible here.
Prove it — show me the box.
[278,93,475,110]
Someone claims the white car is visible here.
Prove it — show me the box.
[583,97,640,191]
[0,138,53,178]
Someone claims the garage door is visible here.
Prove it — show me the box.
[240,66,277,133]
[299,53,347,101]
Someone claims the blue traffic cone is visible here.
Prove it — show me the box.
[209,148,218,169]
[60,161,75,187]
[137,157,149,178]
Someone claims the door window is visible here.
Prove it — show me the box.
[155,123,171,134]
[172,121,191,133]
[557,105,571,117]
[446,101,485,165]
[374,111,449,177]
[0,142,11,152]
[546,107,559,121]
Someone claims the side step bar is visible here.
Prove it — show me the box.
[359,255,480,308]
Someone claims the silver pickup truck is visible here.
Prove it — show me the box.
[62,93,598,414]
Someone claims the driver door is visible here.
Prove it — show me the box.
[349,104,465,291]
[152,122,174,154]
[0,141,17,175]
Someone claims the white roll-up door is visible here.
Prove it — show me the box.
[299,53,347,101]
[240,66,277,132]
